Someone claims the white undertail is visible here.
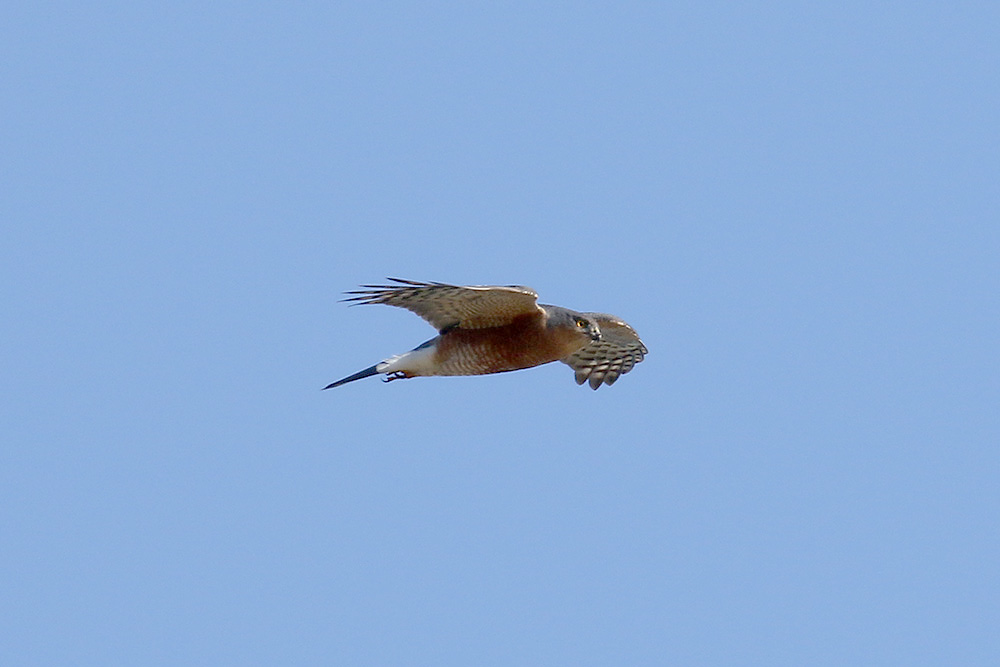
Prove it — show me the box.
[375,340,439,376]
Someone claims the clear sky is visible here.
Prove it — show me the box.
[3,2,998,665]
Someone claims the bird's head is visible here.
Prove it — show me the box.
[543,306,602,347]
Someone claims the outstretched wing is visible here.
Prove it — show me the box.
[561,313,647,389]
[343,278,542,332]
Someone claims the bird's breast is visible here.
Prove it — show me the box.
[430,314,586,376]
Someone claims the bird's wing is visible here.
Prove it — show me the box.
[343,278,542,331]
[561,313,647,389]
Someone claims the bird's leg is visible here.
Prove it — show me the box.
[383,371,410,382]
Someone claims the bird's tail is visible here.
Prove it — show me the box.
[323,364,380,389]
[324,340,436,390]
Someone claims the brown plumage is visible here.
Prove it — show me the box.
[325,279,647,390]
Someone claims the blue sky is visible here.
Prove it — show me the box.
[2,2,998,664]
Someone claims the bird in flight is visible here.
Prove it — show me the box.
[324,279,647,390]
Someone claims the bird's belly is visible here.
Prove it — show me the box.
[431,328,562,376]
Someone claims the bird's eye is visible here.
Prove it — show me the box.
[576,319,587,328]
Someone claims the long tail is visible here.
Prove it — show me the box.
[323,364,380,389]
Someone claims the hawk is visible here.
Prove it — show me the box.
[324,279,647,390]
